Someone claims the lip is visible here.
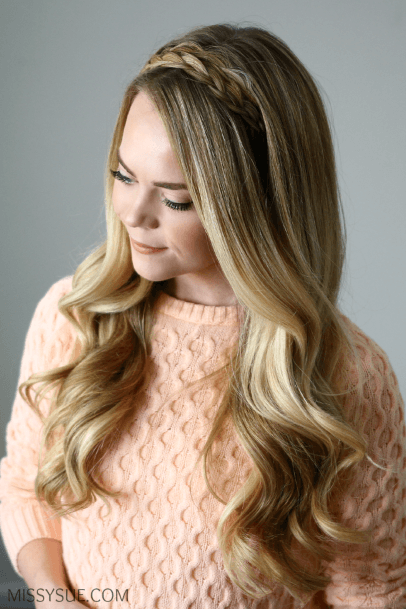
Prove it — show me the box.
[130,238,167,253]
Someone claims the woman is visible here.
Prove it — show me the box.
[0,23,405,609]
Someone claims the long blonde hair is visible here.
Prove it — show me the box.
[21,23,374,601]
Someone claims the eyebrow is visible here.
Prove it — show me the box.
[117,150,189,191]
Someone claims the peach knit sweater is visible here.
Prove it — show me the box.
[0,276,405,609]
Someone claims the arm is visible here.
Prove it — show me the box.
[0,277,75,576]
[18,539,87,609]
[18,538,68,590]
[322,330,406,608]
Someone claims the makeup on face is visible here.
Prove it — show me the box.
[110,91,236,305]
[130,237,168,254]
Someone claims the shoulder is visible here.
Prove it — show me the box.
[337,313,404,454]
[339,313,400,390]
[30,275,74,338]
[25,275,76,371]
[33,275,74,317]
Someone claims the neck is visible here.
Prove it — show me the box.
[162,271,238,307]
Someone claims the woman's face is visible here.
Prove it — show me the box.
[111,90,236,305]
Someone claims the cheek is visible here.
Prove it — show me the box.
[111,182,121,216]
[111,182,130,220]
[176,219,214,258]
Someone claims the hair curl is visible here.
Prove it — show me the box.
[20,23,380,602]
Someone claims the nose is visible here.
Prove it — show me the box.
[116,186,159,229]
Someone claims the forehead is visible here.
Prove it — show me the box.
[120,91,184,179]
[124,91,168,142]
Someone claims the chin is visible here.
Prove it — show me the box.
[131,262,174,284]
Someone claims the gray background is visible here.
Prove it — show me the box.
[0,0,405,602]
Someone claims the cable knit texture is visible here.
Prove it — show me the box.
[0,276,405,609]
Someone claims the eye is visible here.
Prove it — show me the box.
[110,169,132,184]
[162,197,193,212]
[111,168,193,212]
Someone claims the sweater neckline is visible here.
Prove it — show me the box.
[154,290,245,326]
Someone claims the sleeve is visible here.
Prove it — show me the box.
[321,328,406,609]
[0,275,75,576]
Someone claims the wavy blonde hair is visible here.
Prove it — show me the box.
[20,23,378,602]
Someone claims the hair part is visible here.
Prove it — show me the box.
[20,23,381,602]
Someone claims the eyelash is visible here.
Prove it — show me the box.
[110,169,193,212]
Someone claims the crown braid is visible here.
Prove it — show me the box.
[140,42,264,132]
